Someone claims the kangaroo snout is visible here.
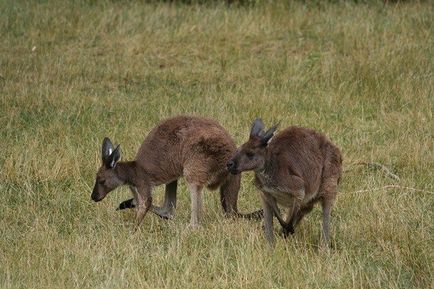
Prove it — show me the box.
[226,160,238,174]
[91,193,103,202]
[91,184,105,202]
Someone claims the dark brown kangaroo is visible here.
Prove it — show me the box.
[227,119,342,247]
[91,116,262,229]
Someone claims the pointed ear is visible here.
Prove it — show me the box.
[260,123,279,146]
[105,145,121,169]
[102,137,114,161]
[250,118,265,138]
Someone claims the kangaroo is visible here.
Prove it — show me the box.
[227,119,342,247]
[91,116,262,229]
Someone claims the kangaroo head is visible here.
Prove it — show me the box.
[91,137,123,202]
[227,118,278,175]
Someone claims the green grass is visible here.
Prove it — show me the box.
[1,1,433,288]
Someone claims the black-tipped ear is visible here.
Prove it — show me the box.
[105,145,121,169]
[250,118,265,138]
[260,123,279,146]
[102,137,114,161]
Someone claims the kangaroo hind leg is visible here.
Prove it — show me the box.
[152,180,178,220]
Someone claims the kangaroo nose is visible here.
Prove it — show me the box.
[227,160,236,170]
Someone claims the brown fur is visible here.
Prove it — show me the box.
[228,119,342,246]
[135,116,234,189]
[91,116,261,229]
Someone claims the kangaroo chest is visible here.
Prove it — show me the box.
[254,172,293,207]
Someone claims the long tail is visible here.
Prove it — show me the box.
[220,173,263,220]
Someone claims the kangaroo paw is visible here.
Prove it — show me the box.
[116,198,136,211]
[280,225,295,238]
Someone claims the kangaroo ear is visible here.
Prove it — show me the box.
[260,123,279,146]
[250,118,265,138]
[105,145,121,169]
[102,137,114,161]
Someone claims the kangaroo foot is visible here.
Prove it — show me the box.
[152,205,174,220]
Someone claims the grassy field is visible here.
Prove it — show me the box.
[1,0,433,288]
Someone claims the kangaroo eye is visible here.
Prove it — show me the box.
[246,152,254,159]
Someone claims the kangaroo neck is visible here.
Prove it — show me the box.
[255,148,274,177]
[114,161,138,186]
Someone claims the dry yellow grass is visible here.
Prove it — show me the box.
[1,1,433,288]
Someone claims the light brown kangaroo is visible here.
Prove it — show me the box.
[227,119,342,247]
[91,116,262,229]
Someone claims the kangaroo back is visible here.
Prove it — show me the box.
[134,116,235,187]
